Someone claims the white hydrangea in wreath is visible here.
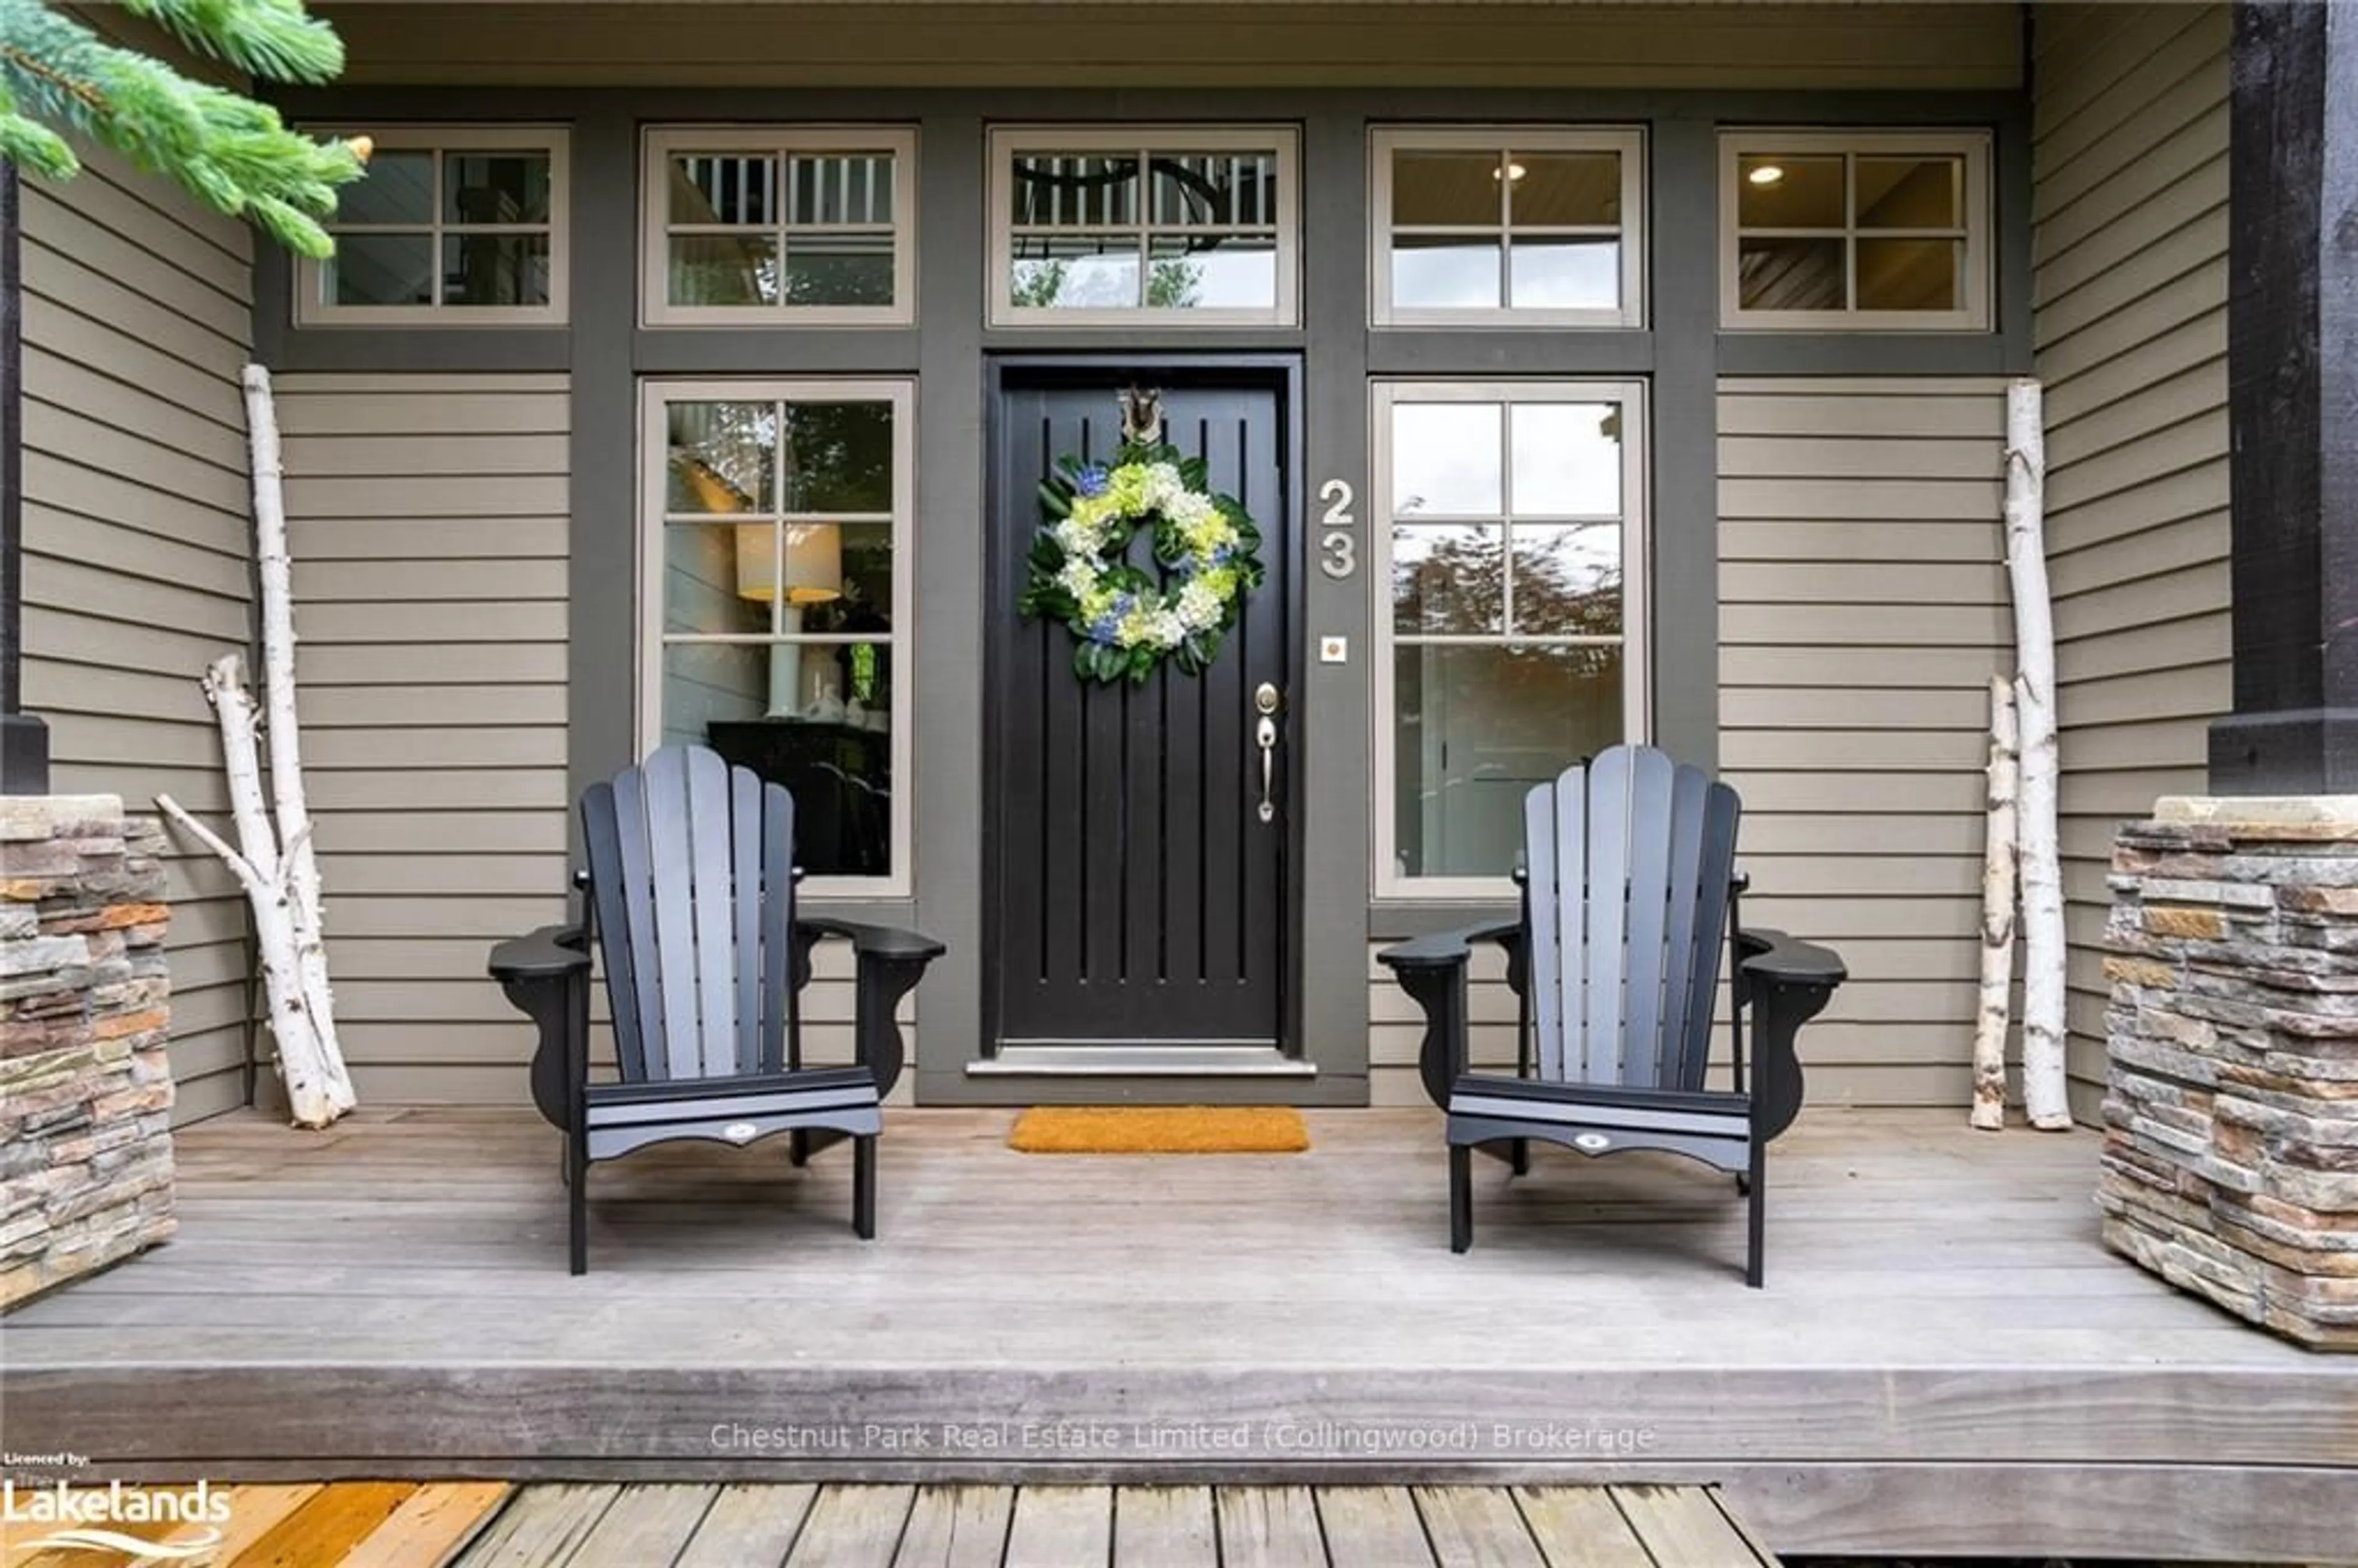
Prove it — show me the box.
[1018,390,1266,685]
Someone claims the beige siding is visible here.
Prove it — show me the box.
[321,3,2021,88]
[2032,4,2231,1123]
[1718,377,2011,1109]
[18,141,256,1123]
[277,375,572,1107]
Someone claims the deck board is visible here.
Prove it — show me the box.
[5,1108,2356,1561]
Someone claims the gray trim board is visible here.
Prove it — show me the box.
[909,112,989,1081]
[265,329,571,374]
[1650,117,1720,773]
[1369,334,1656,377]
[1714,333,2026,377]
[566,111,638,826]
[1299,108,1376,1093]
[635,330,920,376]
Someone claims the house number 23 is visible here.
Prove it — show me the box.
[1318,479,1356,580]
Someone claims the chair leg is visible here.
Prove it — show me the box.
[567,1135,589,1276]
[790,1128,812,1168]
[852,1135,877,1241]
[1449,1144,1474,1254]
[1735,1172,1751,1196]
[1745,1140,1767,1289]
[1510,1138,1531,1177]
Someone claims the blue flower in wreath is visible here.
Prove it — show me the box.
[1086,612,1122,645]
[1073,464,1111,498]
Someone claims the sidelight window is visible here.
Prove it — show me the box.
[1371,126,1645,327]
[1721,130,1991,330]
[296,126,567,324]
[640,381,914,894]
[989,126,1300,325]
[643,127,917,326]
[1373,381,1648,897]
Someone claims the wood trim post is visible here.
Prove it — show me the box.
[2210,0,2358,793]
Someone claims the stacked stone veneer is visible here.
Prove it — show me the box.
[1,796,175,1310]
[2101,797,2358,1351]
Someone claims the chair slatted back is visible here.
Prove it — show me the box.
[1523,746,1740,1091]
[582,745,796,1082]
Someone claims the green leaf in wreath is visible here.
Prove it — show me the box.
[1072,643,1099,681]
[1038,481,1073,519]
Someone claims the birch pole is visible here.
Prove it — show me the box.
[243,364,350,1095]
[1971,674,2019,1131]
[157,364,355,1128]
[2004,378,2072,1130]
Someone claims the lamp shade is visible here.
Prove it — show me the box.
[735,522,842,605]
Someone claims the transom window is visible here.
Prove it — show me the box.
[296,126,566,325]
[640,381,915,894]
[1373,382,1648,898]
[988,126,1299,325]
[643,128,916,327]
[1721,130,1990,330]
[1372,127,1645,327]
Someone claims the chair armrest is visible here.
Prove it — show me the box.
[1379,922,1517,1109]
[795,917,945,1101]
[488,924,590,982]
[796,916,948,963]
[1732,927,1845,1142]
[487,925,590,1132]
[1737,928,1846,988]
[1376,919,1520,971]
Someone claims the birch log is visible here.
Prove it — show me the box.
[158,656,355,1128]
[2005,378,2072,1130]
[242,365,350,1096]
[1971,673,2019,1131]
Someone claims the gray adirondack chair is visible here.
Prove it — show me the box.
[488,744,944,1273]
[1378,745,1846,1286]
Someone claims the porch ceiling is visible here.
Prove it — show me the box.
[306,2,2025,89]
[4,1108,2354,1561]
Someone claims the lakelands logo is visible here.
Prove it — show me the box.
[2,1480,229,1561]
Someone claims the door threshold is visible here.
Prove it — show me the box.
[967,1045,1318,1078]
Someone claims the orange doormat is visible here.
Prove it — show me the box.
[1008,1106,1310,1154]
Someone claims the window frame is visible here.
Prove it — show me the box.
[1718,128,1992,332]
[294,125,569,327]
[1371,378,1651,902]
[987,124,1302,328]
[640,126,919,328]
[1369,126,1647,330]
[637,378,918,898]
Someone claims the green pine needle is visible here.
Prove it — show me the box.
[0,0,361,254]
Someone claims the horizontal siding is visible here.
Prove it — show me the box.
[18,130,256,1125]
[276,375,574,1109]
[327,3,2021,87]
[1718,376,2010,1111]
[2032,4,2232,1125]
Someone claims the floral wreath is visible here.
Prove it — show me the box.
[1018,389,1266,685]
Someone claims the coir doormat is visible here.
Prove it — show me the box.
[1008,1106,1310,1154]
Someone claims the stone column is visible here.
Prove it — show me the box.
[2101,797,2358,1349]
[1,795,174,1309]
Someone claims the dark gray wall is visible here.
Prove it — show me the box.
[256,85,2031,1101]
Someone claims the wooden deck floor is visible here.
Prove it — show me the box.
[4,1108,2355,1562]
[0,1481,1778,1566]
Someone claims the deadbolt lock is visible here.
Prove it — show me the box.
[1255,681,1282,715]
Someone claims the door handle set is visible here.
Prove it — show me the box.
[1255,682,1282,823]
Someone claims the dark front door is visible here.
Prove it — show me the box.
[986,363,1295,1052]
